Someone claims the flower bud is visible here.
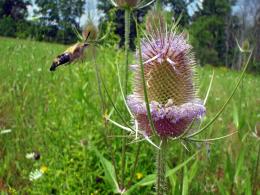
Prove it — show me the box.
[82,21,98,41]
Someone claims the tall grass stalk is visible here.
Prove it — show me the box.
[253,143,260,194]
[92,46,120,184]
[121,8,131,190]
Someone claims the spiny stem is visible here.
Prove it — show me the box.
[121,8,131,190]
[156,138,167,195]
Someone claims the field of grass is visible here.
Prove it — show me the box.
[0,37,259,194]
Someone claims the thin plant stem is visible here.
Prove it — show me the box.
[121,8,131,190]
[93,47,106,112]
[124,8,130,95]
[92,46,120,186]
[180,146,184,193]
[127,142,142,188]
[101,75,134,130]
[253,143,260,195]
[156,138,167,195]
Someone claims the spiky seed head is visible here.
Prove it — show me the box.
[82,22,98,41]
[127,11,205,137]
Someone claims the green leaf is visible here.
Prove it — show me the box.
[234,147,245,183]
[125,174,156,194]
[188,160,198,183]
[94,148,120,193]
[244,176,252,195]
[225,153,235,182]
[182,166,189,195]
[215,179,228,195]
[136,174,156,186]
[167,167,177,193]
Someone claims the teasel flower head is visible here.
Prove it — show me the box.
[110,0,155,9]
[127,12,206,138]
[82,20,98,41]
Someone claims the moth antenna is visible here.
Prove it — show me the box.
[85,32,91,42]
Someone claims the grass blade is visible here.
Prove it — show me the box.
[203,70,214,105]
[94,148,120,193]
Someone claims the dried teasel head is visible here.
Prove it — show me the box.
[127,11,206,137]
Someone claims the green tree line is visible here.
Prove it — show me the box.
[0,0,84,44]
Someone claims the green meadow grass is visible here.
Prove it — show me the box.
[0,37,259,194]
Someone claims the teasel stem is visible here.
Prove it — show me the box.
[134,16,157,136]
[121,7,131,190]
[156,138,167,195]
[253,143,260,195]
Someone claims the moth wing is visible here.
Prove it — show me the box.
[65,43,80,53]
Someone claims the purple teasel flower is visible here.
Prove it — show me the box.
[127,13,206,138]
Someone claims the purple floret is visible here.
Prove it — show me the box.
[127,95,206,137]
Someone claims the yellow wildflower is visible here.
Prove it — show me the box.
[136,172,144,180]
[40,165,48,173]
